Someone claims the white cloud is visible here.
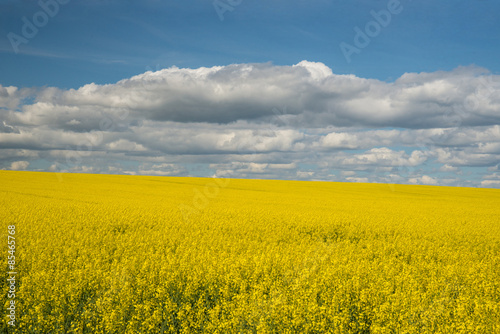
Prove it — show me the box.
[439,164,458,172]
[409,175,438,185]
[321,132,360,149]
[483,172,500,180]
[297,171,315,179]
[105,139,147,152]
[338,148,427,167]
[10,161,29,170]
[292,60,333,81]
[346,177,369,183]
[0,85,26,110]
[480,180,500,187]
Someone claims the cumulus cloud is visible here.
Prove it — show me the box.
[480,180,500,188]
[4,61,499,130]
[337,148,427,167]
[409,175,438,186]
[1,61,500,187]
[346,177,369,183]
[9,161,29,170]
[439,164,458,172]
[0,85,22,110]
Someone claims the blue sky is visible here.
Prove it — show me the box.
[1,0,499,88]
[1,0,500,187]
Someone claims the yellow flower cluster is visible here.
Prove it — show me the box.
[1,170,499,333]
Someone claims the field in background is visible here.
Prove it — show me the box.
[1,170,500,333]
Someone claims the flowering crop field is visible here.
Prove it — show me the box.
[1,170,500,333]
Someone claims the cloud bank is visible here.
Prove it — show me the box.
[1,61,500,187]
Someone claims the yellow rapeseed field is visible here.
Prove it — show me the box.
[1,170,500,333]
